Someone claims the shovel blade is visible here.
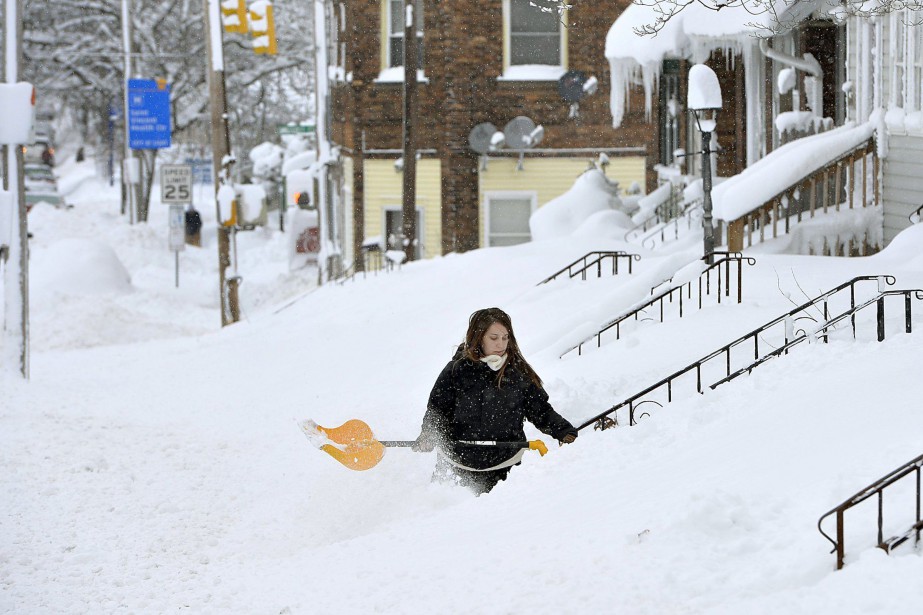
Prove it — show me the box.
[316,419,375,445]
[320,441,385,471]
[308,419,385,471]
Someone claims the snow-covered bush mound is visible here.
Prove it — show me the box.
[31,238,132,297]
[530,168,630,241]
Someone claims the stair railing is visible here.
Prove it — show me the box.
[561,252,755,358]
[909,203,923,224]
[576,275,910,431]
[640,199,704,251]
[538,251,641,285]
[711,287,923,388]
[817,453,923,570]
[624,182,686,240]
[725,137,879,253]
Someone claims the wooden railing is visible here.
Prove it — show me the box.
[726,137,879,254]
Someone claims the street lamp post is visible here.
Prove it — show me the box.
[687,64,722,265]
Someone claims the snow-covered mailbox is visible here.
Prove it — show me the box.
[236,184,268,228]
[0,83,35,145]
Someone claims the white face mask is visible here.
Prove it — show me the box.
[480,354,507,371]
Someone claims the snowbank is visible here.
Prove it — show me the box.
[30,238,132,298]
[530,168,629,241]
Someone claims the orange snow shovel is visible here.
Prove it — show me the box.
[300,419,548,471]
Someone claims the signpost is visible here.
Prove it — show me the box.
[128,79,171,150]
[161,164,192,287]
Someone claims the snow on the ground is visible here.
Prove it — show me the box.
[1,159,922,613]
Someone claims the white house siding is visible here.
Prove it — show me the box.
[882,132,923,243]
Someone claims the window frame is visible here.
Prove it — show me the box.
[381,0,425,72]
[501,0,567,79]
[382,205,425,259]
[483,191,536,247]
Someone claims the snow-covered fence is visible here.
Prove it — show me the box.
[723,136,880,255]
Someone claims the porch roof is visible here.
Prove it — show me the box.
[605,1,825,66]
[604,1,826,128]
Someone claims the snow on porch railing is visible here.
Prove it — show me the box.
[713,123,880,255]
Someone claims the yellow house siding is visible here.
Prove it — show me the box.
[477,156,646,247]
[363,158,442,258]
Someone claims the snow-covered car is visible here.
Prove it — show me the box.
[22,137,55,166]
[23,163,69,212]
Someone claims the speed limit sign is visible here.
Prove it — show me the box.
[161,164,193,204]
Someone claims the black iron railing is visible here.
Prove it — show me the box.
[624,183,688,241]
[818,453,923,570]
[639,200,703,251]
[712,287,923,388]
[538,251,641,285]
[576,276,917,430]
[561,252,755,358]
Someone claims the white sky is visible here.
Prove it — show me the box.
[2,149,922,612]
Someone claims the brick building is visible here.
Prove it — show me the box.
[323,0,657,261]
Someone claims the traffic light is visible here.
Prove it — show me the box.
[248,1,278,55]
[220,0,247,34]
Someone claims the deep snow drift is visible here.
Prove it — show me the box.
[1,160,922,614]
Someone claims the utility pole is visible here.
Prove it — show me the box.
[1,0,29,378]
[204,0,240,326]
[401,0,418,263]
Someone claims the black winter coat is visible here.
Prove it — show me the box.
[420,355,578,470]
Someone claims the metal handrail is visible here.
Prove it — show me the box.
[640,199,703,251]
[624,183,687,241]
[538,251,641,285]
[711,288,923,388]
[818,453,923,570]
[910,203,923,224]
[576,275,903,430]
[561,252,755,358]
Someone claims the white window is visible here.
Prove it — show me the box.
[485,193,535,247]
[384,207,424,258]
[387,0,424,69]
[504,0,565,73]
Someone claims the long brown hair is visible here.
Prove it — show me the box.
[459,308,543,388]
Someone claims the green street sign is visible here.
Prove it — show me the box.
[278,124,315,135]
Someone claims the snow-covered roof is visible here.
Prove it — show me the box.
[604,1,824,128]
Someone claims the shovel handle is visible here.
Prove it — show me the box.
[379,440,544,454]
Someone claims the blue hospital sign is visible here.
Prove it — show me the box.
[128,79,171,149]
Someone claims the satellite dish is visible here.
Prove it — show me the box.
[468,122,498,155]
[558,70,588,103]
[503,116,537,150]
